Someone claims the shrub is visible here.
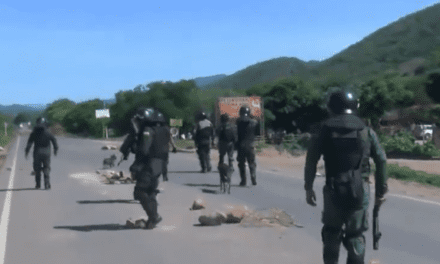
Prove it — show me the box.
[380,130,415,153]
[282,133,312,156]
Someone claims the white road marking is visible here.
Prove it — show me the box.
[261,169,440,207]
[387,193,440,206]
[0,137,20,264]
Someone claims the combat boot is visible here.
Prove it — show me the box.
[145,215,162,230]
[250,175,257,186]
[239,166,246,186]
[44,174,51,190]
[35,173,41,189]
[250,167,257,186]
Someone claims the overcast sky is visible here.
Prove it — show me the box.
[1,0,439,107]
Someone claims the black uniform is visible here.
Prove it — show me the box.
[236,116,258,186]
[194,118,214,173]
[216,122,236,168]
[120,117,170,229]
[25,124,58,189]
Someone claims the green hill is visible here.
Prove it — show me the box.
[201,3,440,90]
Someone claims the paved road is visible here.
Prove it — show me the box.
[0,135,439,264]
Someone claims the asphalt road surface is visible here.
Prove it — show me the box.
[0,135,439,264]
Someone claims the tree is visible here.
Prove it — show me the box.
[62,99,106,138]
[359,80,393,129]
[13,112,30,125]
[45,98,76,124]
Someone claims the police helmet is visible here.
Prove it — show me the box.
[239,106,250,117]
[220,113,229,123]
[150,110,166,124]
[134,107,154,121]
[196,111,208,120]
[36,117,47,126]
[327,90,358,115]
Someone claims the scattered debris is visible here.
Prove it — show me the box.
[193,202,302,228]
[101,145,118,150]
[240,208,303,228]
[96,170,134,184]
[189,198,206,210]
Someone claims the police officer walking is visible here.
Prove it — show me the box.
[194,112,214,173]
[304,89,388,264]
[120,108,170,229]
[236,106,258,186]
[25,117,58,190]
[216,113,236,169]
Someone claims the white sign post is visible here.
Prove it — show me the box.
[4,122,7,136]
[95,109,110,139]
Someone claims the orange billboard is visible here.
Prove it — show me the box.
[217,96,263,120]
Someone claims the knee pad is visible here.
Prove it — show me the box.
[321,226,343,243]
[249,162,256,172]
[343,233,366,258]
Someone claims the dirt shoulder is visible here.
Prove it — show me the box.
[255,147,440,202]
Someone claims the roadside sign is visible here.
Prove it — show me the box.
[217,96,263,119]
[95,109,110,119]
[170,119,183,127]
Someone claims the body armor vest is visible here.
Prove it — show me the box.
[322,114,367,210]
[237,117,257,144]
[138,125,170,160]
[219,123,235,143]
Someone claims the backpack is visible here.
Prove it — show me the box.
[324,127,365,210]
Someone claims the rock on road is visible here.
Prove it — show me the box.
[0,136,439,264]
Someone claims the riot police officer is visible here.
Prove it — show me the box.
[304,89,388,264]
[216,113,236,169]
[236,106,258,186]
[25,117,59,190]
[194,112,214,173]
[120,108,170,229]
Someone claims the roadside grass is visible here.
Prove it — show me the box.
[0,134,14,148]
[255,141,271,153]
[371,163,440,188]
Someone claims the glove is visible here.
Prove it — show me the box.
[306,189,317,207]
[54,149,58,156]
[172,147,177,153]
[375,196,386,206]
[25,153,29,160]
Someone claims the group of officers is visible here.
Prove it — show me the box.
[24,88,388,264]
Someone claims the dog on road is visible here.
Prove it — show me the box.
[218,163,233,194]
[103,154,117,169]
